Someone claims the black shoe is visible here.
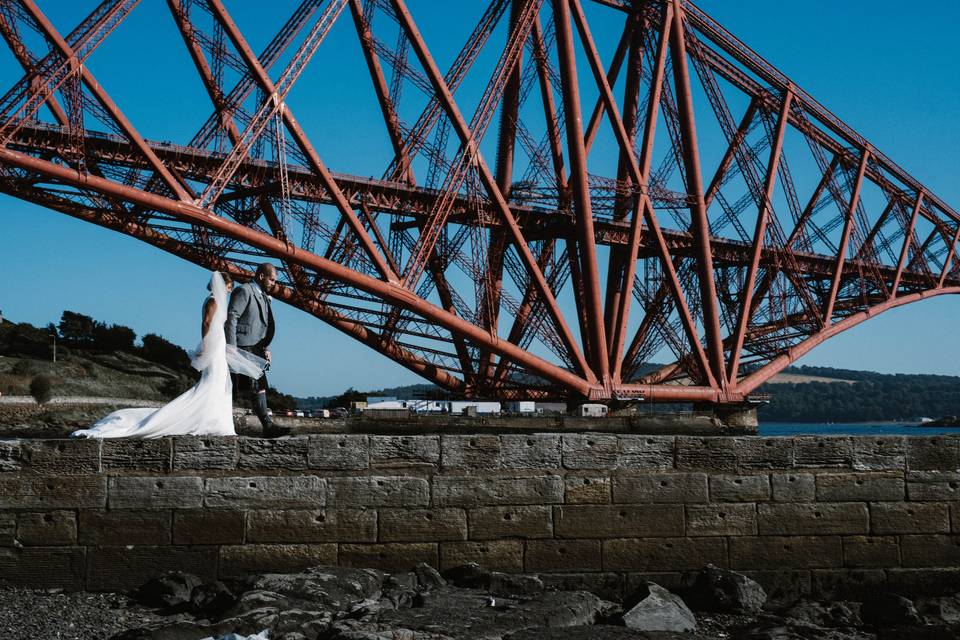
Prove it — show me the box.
[262,425,292,438]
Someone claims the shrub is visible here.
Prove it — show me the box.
[29,375,53,405]
[12,360,42,377]
[141,334,191,371]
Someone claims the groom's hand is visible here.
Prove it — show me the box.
[265,349,272,364]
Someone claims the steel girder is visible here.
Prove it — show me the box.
[0,0,957,403]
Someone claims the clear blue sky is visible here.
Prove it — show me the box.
[1,1,958,397]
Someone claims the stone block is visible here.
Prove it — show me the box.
[888,568,960,597]
[78,510,169,546]
[871,502,950,534]
[733,437,794,470]
[954,505,960,533]
[816,472,904,501]
[247,508,376,543]
[616,436,674,470]
[501,435,561,469]
[172,436,237,470]
[338,543,437,572]
[524,539,601,572]
[900,534,960,567]
[205,476,325,509]
[0,513,14,545]
[308,435,368,470]
[906,471,960,501]
[770,473,816,502]
[562,435,618,470]
[554,505,683,539]
[219,544,337,579]
[19,439,100,475]
[0,476,106,509]
[433,475,563,507]
[686,503,757,536]
[439,540,523,572]
[564,475,611,504]
[906,436,960,471]
[240,437,309,470]
[842,535,900,568]
[173,510,244,545]
[87,546,217,591]
[441,435,501,469]
[0,440,20,472]
[109,476,203,509]
[758,502,869,535]
[468,506,552,540]
[675,437,738,472]
[329,476,428,508]
[809,569,887,601]
[853,436,906,471]
[102,439,171,472]
[370,436,440,467]
[0,547,85,590]
[378,508,465,543]
[603,537,727,571]
[17,511,77,545]
[793,437,854,468]
[709,474,770,502]
[729,536,843,570]
[612,473,708,503]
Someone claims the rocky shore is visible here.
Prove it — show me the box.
[3,563,960,640]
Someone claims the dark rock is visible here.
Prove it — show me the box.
[877,623,960,639]
[687,564,767,614]
[246,566,384,612]
[622,582,696,633]
[442,563,490,589]
[488,572,545,597]
[368,587,616,640]
[730,623,806,640]
[917,594,960,624]
[332,624,454,639]
[784,600,862,628]
[134,572,202,610]
[414,563,446,591]
[189,581,236,619]
[861,592,921,627]
[506,627,701,639]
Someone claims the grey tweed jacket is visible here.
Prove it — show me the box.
[225,282,273,348]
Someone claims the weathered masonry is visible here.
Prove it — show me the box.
[1,434,959,601]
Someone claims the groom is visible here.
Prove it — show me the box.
[226,263,290,438]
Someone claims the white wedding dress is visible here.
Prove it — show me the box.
[71,272,266,439]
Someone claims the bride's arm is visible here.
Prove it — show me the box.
[202,297,216,337]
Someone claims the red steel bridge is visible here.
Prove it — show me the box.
[0,0,957,404]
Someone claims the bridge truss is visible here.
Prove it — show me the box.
[0,0,957,402]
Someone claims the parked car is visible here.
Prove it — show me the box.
[294,410,304,418]
[331,407,348,418]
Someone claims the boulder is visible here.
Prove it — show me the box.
[134,572,203,610]
[506,626,702,639]
[784,600,861,629]
[861,593,921,628]
[686,565,767,614]
[622,583,696,633]
[414,563,446,591]
[370,587,616,640]
[190,581,236,619]
[441,563,489,589]
[488,572,545,597]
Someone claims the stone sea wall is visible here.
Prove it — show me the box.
[1,433,959,601]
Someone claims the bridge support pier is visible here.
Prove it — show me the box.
[695,402,759,433]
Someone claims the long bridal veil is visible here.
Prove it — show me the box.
[72,272,267,439]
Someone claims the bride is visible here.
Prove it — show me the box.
[72,272,266,438]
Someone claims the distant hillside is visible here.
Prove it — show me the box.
[298,364,960,424]
[0,313,296,412]
[758,365,960,422]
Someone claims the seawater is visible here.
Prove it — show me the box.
[760,422,960,436]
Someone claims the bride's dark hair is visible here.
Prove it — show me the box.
[207,271,234,291]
